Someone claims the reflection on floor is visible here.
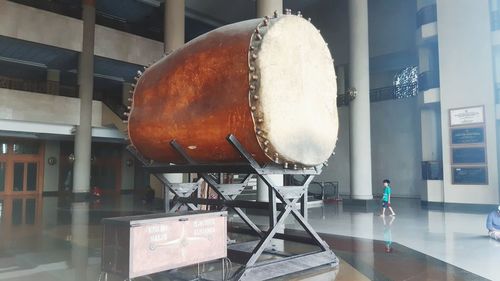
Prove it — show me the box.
[324,233,488,281]
[0,195,496,280]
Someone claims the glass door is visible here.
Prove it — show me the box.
[0,162,6,193]
[12,162,39,193]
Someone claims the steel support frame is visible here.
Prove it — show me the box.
[128,146,200,213]
[128,135,338,279]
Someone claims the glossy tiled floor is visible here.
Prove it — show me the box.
[0,195,497,280]
[303,199,500,280]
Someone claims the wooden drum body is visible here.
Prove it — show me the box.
[128,14,338,167]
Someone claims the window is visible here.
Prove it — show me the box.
[393,66,418,99]
[13,163,24,192]
[13,142,39,155]
[0,162,5,192]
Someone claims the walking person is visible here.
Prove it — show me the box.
[380,179,396,217]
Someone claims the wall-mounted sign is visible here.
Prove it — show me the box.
[451,127,485,145]
[452,167,488,185]
[452,147,486,164]
[450,106,484,126]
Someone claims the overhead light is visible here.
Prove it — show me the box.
[96,11,127,23]
[136,0,162,7]
[67,69,125,82]
[94,73,125,82]
[185,8,226,27]
[0,56,47,69]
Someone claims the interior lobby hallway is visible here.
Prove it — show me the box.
[0,195,497,281]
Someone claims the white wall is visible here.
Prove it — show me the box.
[319,97,423,198]
[0,1,163,66]
[420,106,442,161]
[43,141,60,192]
[370,97,423,198]
[437,0,499,204]
[0,88,102,127]
[316,106,351,196]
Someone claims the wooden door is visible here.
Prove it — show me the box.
[0,139,44,195]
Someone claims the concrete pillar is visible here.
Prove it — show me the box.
[256,0,284,202]
[164,0,185,54]
[257,0,283,17]
[46,69,60,95]
[348,0,373,200]
[121,149,134,191]
[71,202,89,281]
[336,65,346,98]
[73,0,95,195]
[162,0,185,187]
[420,107,441,161]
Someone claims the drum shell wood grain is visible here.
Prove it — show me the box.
[128,19,268,164]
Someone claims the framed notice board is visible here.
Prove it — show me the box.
[449,106,487,185]
[451,147,486,164]
[449,106,484,127]
[451,127,485,145]
[452,167,488,185]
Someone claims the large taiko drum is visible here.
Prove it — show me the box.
[128,13,338,168]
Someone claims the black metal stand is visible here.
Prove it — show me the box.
[128,135,338,281]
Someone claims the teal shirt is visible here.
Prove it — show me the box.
[382,186,391,202]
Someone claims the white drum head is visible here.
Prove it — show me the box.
[254,15,338,166]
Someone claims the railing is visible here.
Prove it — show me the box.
[337,83,419,107]
[0,75,126,120]
[422,161,443,180]
[416,4,437,28]
[369,86,398,102]
[418,71,440,91]
[309,181,341,201]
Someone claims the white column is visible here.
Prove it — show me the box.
[420,107,441,161]
[73,0,95,195]
[256,0,283,202]
[163,0,185,186]
[348,0,373,200]
[164,0,185,54]
[71,202,89,281]
[257,0,283,17]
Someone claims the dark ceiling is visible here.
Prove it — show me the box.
[8,0,218,41]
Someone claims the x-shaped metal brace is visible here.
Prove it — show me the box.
[225,135,331,266]
[168,179,203,212]
[127,145,199,212]
[170,140,264,238]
